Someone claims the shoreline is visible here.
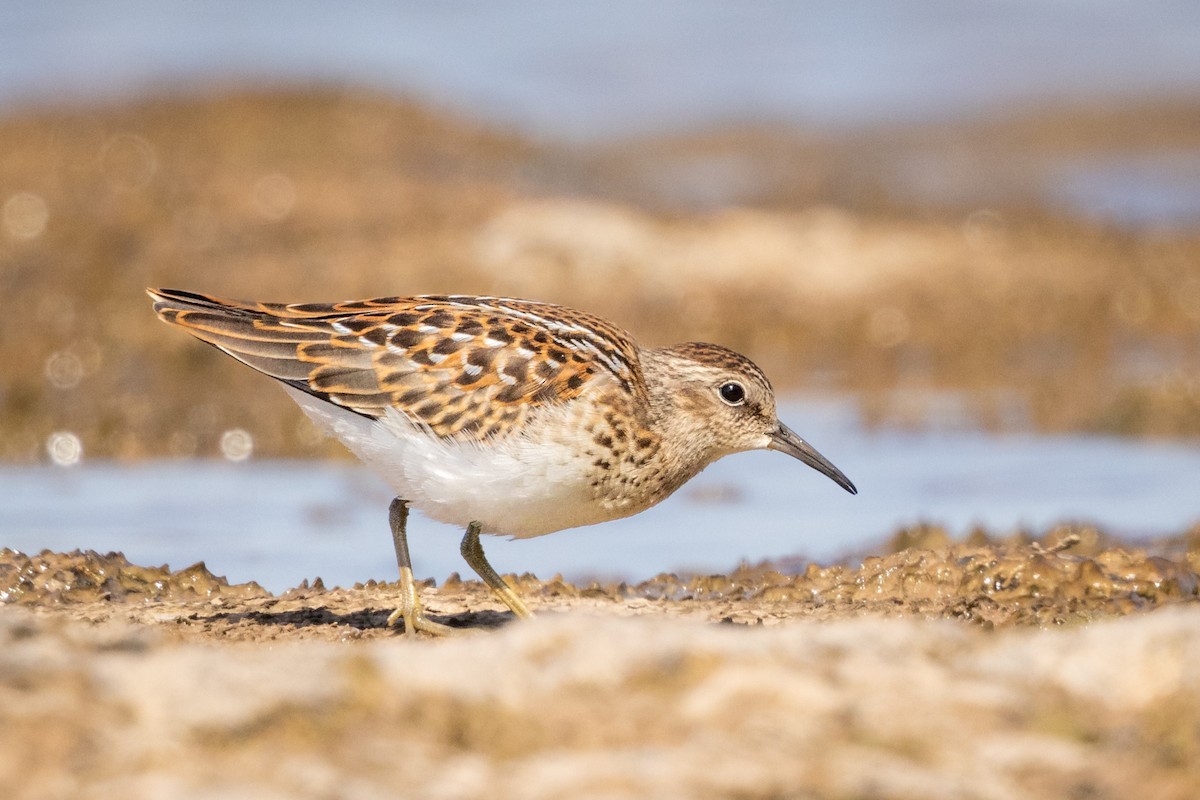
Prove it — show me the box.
[5,532,1197,639]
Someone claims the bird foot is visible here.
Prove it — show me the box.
[386,566,469,637]
[384,604,466,637]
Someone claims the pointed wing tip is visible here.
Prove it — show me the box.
[146,287,210,304]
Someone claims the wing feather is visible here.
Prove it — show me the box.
[147,287,644,440]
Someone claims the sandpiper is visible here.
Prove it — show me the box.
[148,289,856,635]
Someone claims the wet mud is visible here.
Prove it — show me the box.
[4,524,1198,639]
[3,529,1200,799]
[3,530,1200,798]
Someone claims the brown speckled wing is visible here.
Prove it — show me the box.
[148,288,643,440]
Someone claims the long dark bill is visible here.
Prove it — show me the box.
[768,422,857,495]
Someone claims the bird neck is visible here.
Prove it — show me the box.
[639,347,721,486]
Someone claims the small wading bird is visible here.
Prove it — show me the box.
[148,289,856,635]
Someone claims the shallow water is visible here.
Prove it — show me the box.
[3,1,1198,136]
[3,3,1198,224]
[3,399,1198,593]
[1049,152,1200,227]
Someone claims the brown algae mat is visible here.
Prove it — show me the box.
[3,530,1200,798]
[3,525,1200,638]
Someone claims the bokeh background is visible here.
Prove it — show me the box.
[5,10,1200,796]
[3,2,1200,593]
[3,2,1199,466]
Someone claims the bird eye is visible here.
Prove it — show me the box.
[719,381,746,405]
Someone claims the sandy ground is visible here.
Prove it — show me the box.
[3,541,1199,799]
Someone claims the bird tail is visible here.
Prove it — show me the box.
[146,287,325,382]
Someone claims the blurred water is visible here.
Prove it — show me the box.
[1049,153,1200,227]
[0,1,1197,138]
[3,398,1198,593]
[2,3,1198,225]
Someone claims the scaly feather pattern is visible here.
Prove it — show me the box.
[148,288,643,441]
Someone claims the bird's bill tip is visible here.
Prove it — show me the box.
[768,422,857,494]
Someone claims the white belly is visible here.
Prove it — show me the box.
[284,387,625,537]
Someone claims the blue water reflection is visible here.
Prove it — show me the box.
[3,398,1197,592]
[1,1,1198,138]
[1,2,1198,224]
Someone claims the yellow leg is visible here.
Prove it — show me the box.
[385,498,463,637]
[460,522,534,620]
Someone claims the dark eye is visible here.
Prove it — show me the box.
[719,381,746,405]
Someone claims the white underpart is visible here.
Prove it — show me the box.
[283,386,612,538]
